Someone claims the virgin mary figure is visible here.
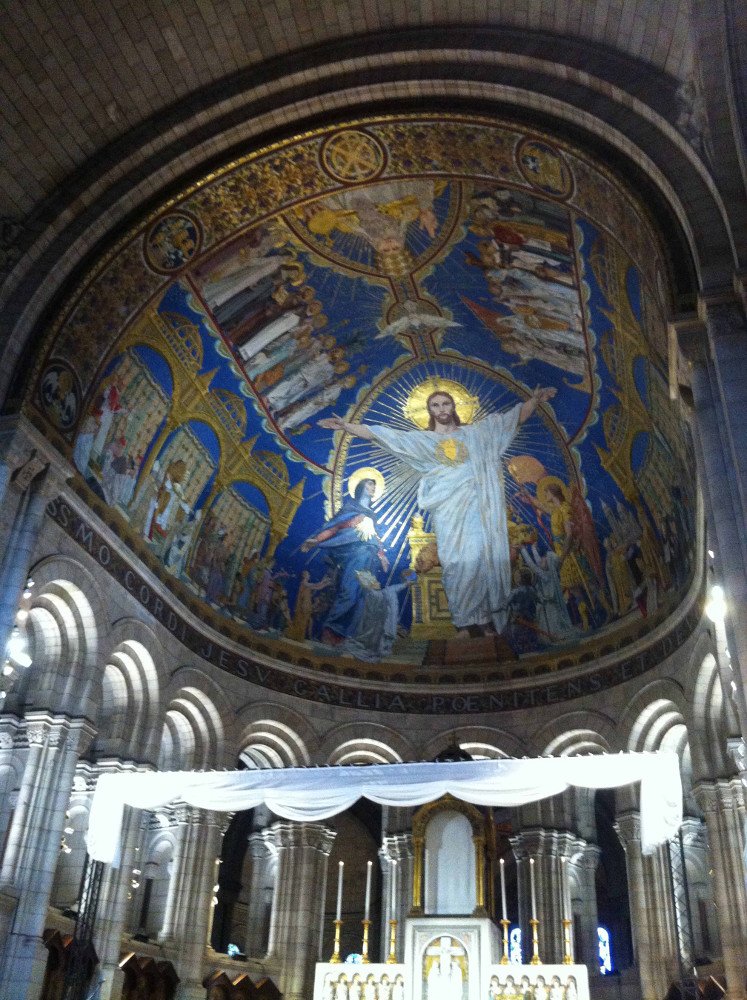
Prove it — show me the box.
[301,469,389,644]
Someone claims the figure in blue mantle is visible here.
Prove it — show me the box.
[301,470,389,646]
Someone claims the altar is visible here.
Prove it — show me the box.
[313,916,589,1000]
[86,752,676,1000]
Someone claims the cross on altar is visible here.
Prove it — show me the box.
[425,937,466,1000]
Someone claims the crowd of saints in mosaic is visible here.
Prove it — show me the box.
[31,117,696,670]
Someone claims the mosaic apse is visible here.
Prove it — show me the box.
[30,116,697,686]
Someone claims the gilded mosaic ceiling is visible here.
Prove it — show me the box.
[29,115,698,696]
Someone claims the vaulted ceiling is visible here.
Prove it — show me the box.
[0,0,700,219]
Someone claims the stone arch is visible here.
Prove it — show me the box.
[532,710,618,757]
[617,679,692,813]
[419,726,525,761]
[320,722,415,765]
[621,679,691,752]
[681,629,740,781]
[50,801,89,911]
[159,666,237,769]
[519,712,616,833]
[159,708,196,772]
[139,828,178,940]
[236,703,315,769]
[92,619,165,764]
[689,652,737,780]
[20,556,105,718]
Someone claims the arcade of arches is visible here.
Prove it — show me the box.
[0,3,746,1000]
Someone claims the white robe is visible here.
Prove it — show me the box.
[370,405,521,630]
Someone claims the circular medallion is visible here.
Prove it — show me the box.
[320,129,387,183]
[144,211,202,273]
[516,138,573,199]
[38,360,81,432]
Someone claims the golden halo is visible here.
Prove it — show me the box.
[348,467,386,501]
[536,475,568,509]
[403,378,479,429]
[508,454,547,484]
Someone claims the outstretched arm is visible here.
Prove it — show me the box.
[317,415,375,440]
[519,385,557,424]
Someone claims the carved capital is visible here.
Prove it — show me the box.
[248,830,276,859]
[24,715,95,754]
[268,819,336,854]
[571,839,601,870]
[613,811,642,849]
[727,737,746,777]
[693,778,745,815]
[26,724,49,747]
[381,832,413,864]
[11,456,47,494]
[510,827,577,859]
[692,781,719,815]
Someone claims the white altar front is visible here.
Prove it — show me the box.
[313,917,589,1000]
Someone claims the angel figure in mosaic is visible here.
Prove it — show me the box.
[518,476,611,631]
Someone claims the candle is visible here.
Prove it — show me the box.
[364,860,372,921]
[529,858,537,920]
[390,860,397,920]
[336,861,344,921]
[499,858,508,921]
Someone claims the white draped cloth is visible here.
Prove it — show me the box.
[87,752,681,865]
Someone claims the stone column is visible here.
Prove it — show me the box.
[694,779,747,1000]
[158,806,226,1000]
[675,818,711,965]
[0,717,21,857]
[0,465,59,664]
[511,829,578,965]
[615,811,678,1000]
[678,312,747,724]
[0,713,95,1000]
[244,830,276,958]
[569,841,601,972]
[92,766,150,1000]
[379,832,413,962]
[266,821,335,1000]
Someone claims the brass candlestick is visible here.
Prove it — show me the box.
[361,919,371,964]
[562,918,574,965]
[529,917,541,965]
[386,918,398,963]
[499,918,510,964]
[329,918,343,963]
